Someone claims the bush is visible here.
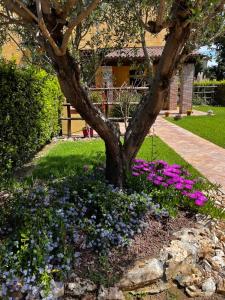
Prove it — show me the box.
[192,96,208,105]
[110,91,141,118]
[193,80,225,86]
[90,91,103,103]
[0,60,63,178]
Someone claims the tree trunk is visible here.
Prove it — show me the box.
[105,142,126,188]
[42,0,193,188]
[46,47,127,186]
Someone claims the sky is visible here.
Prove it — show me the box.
[199,46,217,67]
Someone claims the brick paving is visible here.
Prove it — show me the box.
[153,116,225,193]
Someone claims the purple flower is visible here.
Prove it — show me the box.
[132,172,139,177]
[153,180,162,185]
[167,179,176,185]
[170,164,181,169]
[184,179,194,185]
[174,183,184,190]
[143,167,150,172]
[184,184,193,190]
[195,199,205,206]
[133,159,145,163]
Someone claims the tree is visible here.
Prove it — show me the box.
[0,0,224,187]
[209,36,225,80]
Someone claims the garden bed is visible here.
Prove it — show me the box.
[0,140,224,299]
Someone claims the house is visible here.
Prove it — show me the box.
[1,25,198,136]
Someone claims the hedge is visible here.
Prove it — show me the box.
[0,60,63,178]
[193,80,225,106]
[193,80,225,86]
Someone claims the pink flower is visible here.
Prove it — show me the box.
[132,172,139,177]
[195,199,205,206]
[153,180,161,185]
[184,184,193,190]
[174,183,184,190]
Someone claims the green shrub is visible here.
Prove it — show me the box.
[90,91,103,103]
[110,91,141,118]
[193,80,225,86]
[0,60,63,178]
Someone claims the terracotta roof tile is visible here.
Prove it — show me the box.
[105,47,199,61]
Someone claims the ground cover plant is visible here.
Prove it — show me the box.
[169,106,225,148]
[0,139,224,299]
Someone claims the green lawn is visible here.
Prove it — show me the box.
[169,105,225,148]
[33,137,200,180]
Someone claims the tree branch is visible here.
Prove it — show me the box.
[62,0,79,19]
[50,0,63,15]
[8,0,38,23]
[41,0,51,15]
[60,0,100,54]
[202,0,225,23]
[35,0,63,56]
[156,0,166,27]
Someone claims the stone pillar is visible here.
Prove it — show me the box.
[168,74,179,110]
[179,64,195,114]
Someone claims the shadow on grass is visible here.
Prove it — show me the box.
[32,152,105,180]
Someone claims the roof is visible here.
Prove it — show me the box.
[105,46,164,60]
[104,46,200,63]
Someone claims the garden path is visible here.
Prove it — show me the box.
[153,116,225,193]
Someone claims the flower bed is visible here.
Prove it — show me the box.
[132,159,207,206]
[0,161,224,299]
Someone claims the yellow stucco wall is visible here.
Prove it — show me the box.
[112,66,130,87]
[80,24,166,49]
[61,106,86,136]
[1,36,23,64]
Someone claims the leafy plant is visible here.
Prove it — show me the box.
[0,59,63,179]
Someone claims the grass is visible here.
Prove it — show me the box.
[32,137,200,180]
[169,105,225,148]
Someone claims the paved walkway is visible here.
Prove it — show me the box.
[154,116,225,192]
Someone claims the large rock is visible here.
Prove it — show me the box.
[66,277,97,297]
[210,255,225,270]
[97,286,125,300]
[185,285,204,298]
[217,278,225,295]
[201,277,216,297]
[175,266,202,288]
[126,280,170,295]
[119,258,164,290]
[51,281,64,298]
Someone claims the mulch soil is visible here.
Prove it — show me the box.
[75,211,197,285]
